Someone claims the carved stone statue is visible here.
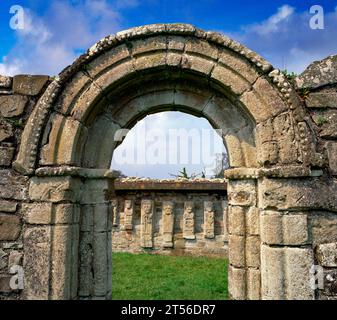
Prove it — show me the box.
[162,201,175,248]
[141,200,154,248]
[124,200,134,230]
[204,201,215,239]
[183,201,195,240]
[111,199,118,227]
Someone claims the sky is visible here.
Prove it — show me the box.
[0,0,336,178]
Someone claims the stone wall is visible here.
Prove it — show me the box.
[0,75,50,299]
[111,179,228,257]
[296,56,337,299]
[0,24,337,300]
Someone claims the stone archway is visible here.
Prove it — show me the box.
[13,24,324,300]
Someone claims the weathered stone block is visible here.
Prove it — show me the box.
[259,177,337,212]
[0,276,11,293]
[229,234,245,267]
[228,266,246,300]
[0,249,7,271]
[296,55,337,89]
[326,142,337,175]
[247,269,261,300]
[0,121,13,142]
[260,211,282,244]
[8,250,23,267]
[29,176,82,203]
[246,207,259,235]
[13,75,49,95]
[0,146,15,166]
[246,236,260,268]
[0,170,29,200]
[261,244,285,300]
[0,200,17,213]
[132,36,167,56]
[23,202,80,225]
[240,77,288,124]
[218,48,259,84]
[0,76,12,88]
[23,226,51,299]
[261,212,309,245]
[50,225,75,299]
[316,242,337,267]
[228,180,256,207]
[0,95,28,117]
[306,92,337,108]
[313,110,337,139]
[283,214,309,245]
[40,113,87,166]
[261,244,315,300]
[211,64,250,95]
[285,247,314,300]
[228,205,245,236]
[0,215,21,241]
[310,212,337,245]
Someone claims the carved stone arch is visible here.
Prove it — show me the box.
[13,24,324,300]
[14,23,320,175]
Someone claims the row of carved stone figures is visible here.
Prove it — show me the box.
[111,199,221,249]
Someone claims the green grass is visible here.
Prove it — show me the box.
[112,253,228,300]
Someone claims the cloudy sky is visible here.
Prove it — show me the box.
[0,0,336,178]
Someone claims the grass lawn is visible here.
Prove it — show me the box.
[112,253,228,300]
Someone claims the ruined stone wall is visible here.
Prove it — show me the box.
[0,23,337,300]
[0,75,50,298]
[111,179,228,257]
[295,55,337,299]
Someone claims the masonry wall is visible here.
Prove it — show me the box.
[0,75,50,299]
[112,179,228,257]
[1,53,337,299]
[296,55,337,299]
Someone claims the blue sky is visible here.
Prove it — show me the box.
[1,0,336,74]
[0,1,336,178]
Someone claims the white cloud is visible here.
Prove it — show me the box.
[231,5,337,74]
[246,5,295,35]
[0,0,124,75]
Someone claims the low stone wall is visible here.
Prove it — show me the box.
[111,179,228,257]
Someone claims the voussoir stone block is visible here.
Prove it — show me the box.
[13,75,49,96]
[40,113,87,166]
[316,242,337,267]
[240,77,288,124]
[0,95,29,118]
[0,215,21,241]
